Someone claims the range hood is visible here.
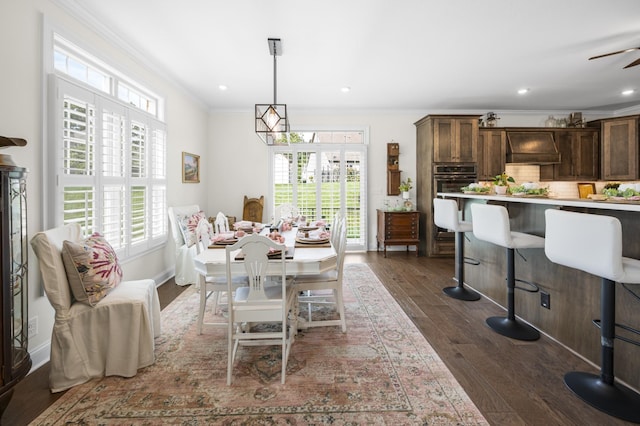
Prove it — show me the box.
[506,131,561,164]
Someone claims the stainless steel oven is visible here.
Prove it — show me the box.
[433,163,477,241]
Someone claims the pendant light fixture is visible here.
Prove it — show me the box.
[255,38,290,145]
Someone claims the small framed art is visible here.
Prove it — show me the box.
[182,152,200,183]
[577,182,595,199]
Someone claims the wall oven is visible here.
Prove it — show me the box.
[433,163,477,241]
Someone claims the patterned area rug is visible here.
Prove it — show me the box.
[32,264,487,425]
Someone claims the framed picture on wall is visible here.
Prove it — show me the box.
[182,152,200,183]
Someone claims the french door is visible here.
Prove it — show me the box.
[270,144,367,251]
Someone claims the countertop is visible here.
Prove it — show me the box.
[437,192,640,212]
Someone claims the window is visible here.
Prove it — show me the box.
[48,32,167,260]
[270,131,367,251]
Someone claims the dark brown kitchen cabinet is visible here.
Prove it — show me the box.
[540,129,599,181]
[589,116,639,181]
[477,129,506,180]
[0,164,31,418]
[376,210,419,258]
[431,116,479,163]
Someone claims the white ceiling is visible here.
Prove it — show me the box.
[61,0,640,113]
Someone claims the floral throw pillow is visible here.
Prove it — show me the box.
[177,210,210,247]
[62,233,123,306]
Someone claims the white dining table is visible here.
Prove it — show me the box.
[193,227,337,278]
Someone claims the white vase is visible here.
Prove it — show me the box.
[402,191,410,199]
[494,185,507,195]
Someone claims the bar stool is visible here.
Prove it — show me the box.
[545,209,640,423]
[433,198,481,301]
[470,203,542,341]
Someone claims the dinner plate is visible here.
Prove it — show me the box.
[267,249,283,258]
[298,226,319,231]
[214,238,238,245]
[296,236,330,244]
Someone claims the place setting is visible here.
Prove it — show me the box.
[295,228,332,247]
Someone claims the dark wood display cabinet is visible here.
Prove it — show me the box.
[376,209,420,257]
[387,142,401,195]
[0,160,32,418]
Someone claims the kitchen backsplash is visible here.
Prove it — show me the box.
[502,164,608,198]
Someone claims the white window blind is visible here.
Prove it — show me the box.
[52,76,167,258]
[270,133,367,251]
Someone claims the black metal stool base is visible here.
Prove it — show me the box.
[443,285,481,301]
[486,316,540,341]
[564,371,640,423]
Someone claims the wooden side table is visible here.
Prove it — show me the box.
[376,209,420,257]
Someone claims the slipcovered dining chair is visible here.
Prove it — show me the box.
[225,233,297,385]
[168,205,202,286]
[194,218,248,334]
[295,214,348,332]
[242,195,264,223]
[30,223,161,392]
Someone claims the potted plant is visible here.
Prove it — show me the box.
[492,172,514,195]
[399,177,413,199]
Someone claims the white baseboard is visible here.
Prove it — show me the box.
[28,340,51,375]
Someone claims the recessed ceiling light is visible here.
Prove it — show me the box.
[341,86,351,93]
[218,85,228,91]
[517,88,529,95]
[622,89,635,96]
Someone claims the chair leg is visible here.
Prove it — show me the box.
[333,288,347,332]
[486,248,540,341]
[212,291,220,315]
[563,278,640,423]
[443,231,481,301]
[197,276,207,335]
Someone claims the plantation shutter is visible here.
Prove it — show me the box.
[52,75,167,258]
[270,140,367,251]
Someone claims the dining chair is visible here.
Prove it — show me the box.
[242,195,264,223]
[30,223,161,392]
[295,215,347,332]
[214,211,230,234]
[226,233,297,385]
[167,204,201,286]
[330,211,345,248]
[273,203,299,223]
[195,218,248,335]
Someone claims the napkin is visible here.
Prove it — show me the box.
[308,229,330,240]
[211,231,235,243]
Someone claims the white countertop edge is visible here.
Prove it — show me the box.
[437,192,640,212]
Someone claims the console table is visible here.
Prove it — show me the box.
[376,209,419,257]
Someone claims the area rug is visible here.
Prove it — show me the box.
[32,264,487,425]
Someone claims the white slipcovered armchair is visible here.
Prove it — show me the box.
[168,205,201,286]
[30,223,161,392]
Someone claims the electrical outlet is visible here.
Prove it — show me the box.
[540,291,551,309]
[28,317,38,338]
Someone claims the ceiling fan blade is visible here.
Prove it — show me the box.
[624,57,640,69]
[589,47,640,60]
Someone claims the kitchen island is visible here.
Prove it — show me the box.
[438,192,640,394]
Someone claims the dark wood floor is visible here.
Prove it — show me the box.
[3,252,635,425]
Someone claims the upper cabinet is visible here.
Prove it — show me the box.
[540,129,599,181]
[477,129,506,180]
[430,115,479,163]
[589,115,639,181]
